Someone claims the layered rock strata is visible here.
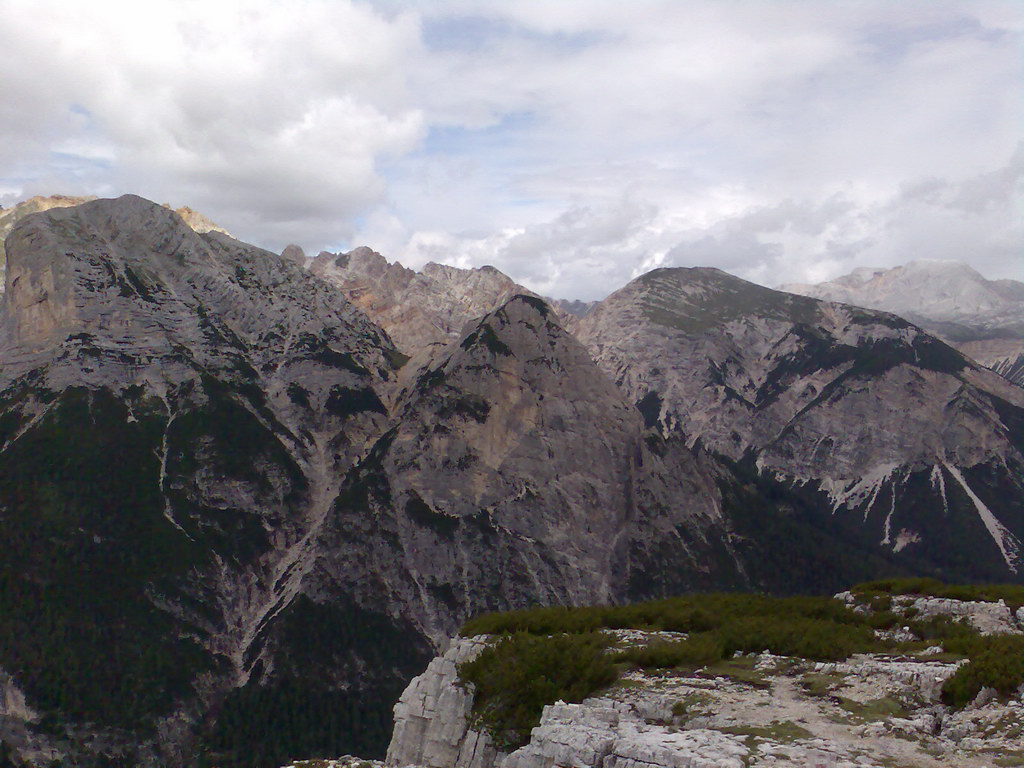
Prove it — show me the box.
[575,267,1024,580]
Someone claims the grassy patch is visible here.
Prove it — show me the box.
[800,671,847,697]
[704,657,772,689]
[836,696,908,723]
[717,720,812,743]
[671,691,713,718]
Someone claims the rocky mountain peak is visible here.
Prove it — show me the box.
[310,249,531,355]
[281,243,307,264]
[576,265,1024,578]
[1,193,395,397]
[168,204,231,236]
[0,194,230,298]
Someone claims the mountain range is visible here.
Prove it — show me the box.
[0,195,1022,767]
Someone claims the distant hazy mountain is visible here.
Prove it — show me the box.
[780,260,1024,385]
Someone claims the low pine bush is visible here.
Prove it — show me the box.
[941,635,1024,708]
[615,633,725,669]
[457,632,617,751]
[460,593,865,638]
[851,579,1024,611]
[716,616,877,662]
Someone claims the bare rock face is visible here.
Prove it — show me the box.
[780,261,1024,386]
[387,637,500,768]
[575,267,1024,581]
[293,294,742,665]
[0,196,407,766]
[310,248,527,356]
[308,249,592,360]
[501,701,749,768]
[0,195,230,296]
[0,195,95,292]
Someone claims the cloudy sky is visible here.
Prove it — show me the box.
[1,0,1021,300]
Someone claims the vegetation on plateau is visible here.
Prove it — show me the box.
[457,633,617,750]
[457,582,1024,749]
[850,577,1024,611]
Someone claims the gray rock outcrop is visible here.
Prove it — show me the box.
[501,701,748,768]
[897,596,1022,635]
[387,637,500,768]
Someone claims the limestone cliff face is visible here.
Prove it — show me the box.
[284,295,742,668]
[575,267,1024,580]
[310,248,527,356]
[0,196,405,766]
[386,637,499,768]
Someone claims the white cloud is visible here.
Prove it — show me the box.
[1,0,1021,296]
[0,0,424,245]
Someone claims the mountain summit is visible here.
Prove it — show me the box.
[577,266,1024,581]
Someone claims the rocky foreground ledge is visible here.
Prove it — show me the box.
[287,590,1024,768]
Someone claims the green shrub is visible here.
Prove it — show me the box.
[614,615,876,670]
[458,633,617,751]
[851,579,1024,611]
[852,577,946,598]
[908,615,977,644]
[461,593,865,638]
[866,610,900,630]
[615,633,725,669]
[941,635,1024,708]
[715,616,876,662]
